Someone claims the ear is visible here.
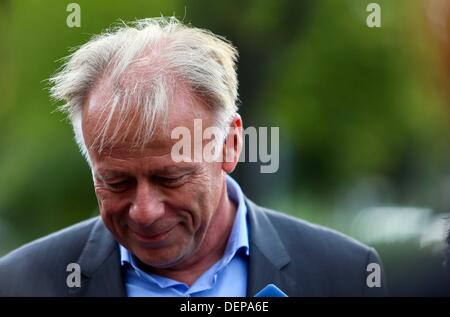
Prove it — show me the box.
[222,113,243,173]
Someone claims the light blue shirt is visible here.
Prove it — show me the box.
[119,175,250,297]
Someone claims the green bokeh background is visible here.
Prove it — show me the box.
[1,0,450,295]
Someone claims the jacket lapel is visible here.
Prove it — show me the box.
[69,199,300,297]
[246,198,300,297]
[69,217,125,297]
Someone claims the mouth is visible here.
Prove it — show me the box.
[130,225,177,245]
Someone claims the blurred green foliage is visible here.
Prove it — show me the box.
[265,0,450,196]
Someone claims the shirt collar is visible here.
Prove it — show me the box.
[222,174,250,259]
[119,175,249,288]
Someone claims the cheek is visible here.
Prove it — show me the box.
[161,185,208,232]
[185,175,220,219]
[95,189,131,240]
[95,188,129,216]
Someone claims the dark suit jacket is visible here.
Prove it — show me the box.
[0,198,387,296]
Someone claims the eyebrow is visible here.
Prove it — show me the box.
[153,165,198,175]
[94,170,130,181]
[95,165,198,180]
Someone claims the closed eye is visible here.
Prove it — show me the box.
[106,180,133,192]
[153,174,189,187]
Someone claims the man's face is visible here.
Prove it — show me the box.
[82,86,228,269]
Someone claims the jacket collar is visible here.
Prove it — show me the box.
[245,198,299,296]
[69,218,125,296]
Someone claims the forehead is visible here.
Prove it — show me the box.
[82,76,216,160]
[89,131,201,177]
[95,157,201,179]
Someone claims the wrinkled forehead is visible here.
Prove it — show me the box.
[81,74,215,159]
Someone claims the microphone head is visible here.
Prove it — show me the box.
[254,284,288,297]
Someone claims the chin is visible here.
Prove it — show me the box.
[133,243,190,268]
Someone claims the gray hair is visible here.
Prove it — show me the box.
[49,17,239,163]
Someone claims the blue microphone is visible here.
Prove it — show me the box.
[254,284,288,297]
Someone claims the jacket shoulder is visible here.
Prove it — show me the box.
[259,207,386,296]
[263,207,371,254]
[0,217,98,296]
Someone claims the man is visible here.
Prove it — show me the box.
[0,17,386,296]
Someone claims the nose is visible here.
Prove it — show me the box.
[129,181,165,227]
